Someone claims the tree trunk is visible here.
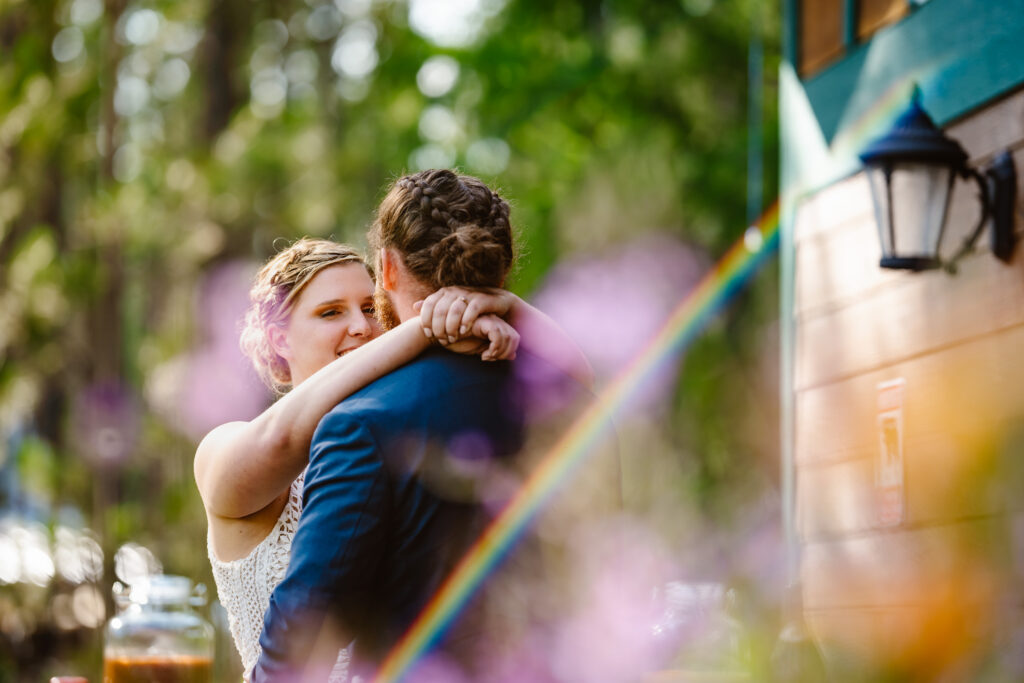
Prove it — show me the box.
[201,0,248,141]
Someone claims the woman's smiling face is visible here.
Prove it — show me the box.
[276,262,381,386]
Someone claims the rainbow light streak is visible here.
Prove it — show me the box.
[372,63,944,682]
[372,202,781,683]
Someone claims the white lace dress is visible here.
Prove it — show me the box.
[208,470,349,681]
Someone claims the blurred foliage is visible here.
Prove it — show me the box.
[0,0,779,678]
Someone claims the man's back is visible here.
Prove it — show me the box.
[253,348,524,681]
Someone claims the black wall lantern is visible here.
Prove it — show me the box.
[859,88,1017,273]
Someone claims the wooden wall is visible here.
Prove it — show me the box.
[793,86,1024,675]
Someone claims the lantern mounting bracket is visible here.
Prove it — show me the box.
[943,152,1016,274]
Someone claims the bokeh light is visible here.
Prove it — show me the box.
[338,0,373,17]
[418,104,459,144]
[548,517,674,679]
[531,234,706,414]
[0,525,22,584]
[409,143,456,172]
[250,68,288,118]
[408,0,507,48]
[51,27,84,63]
[744,224,765,252]
[147,260,270,441]
[114,75,149,117]
[417,56,461,98]
[119,8,161,46]
[331,20,379,79]
[9,522,54,587]
[465,137,510,175]
[54,527,103,584]
[72,584,107,629]
[112,143,143,182]
[114,542,162,585]
[152,58,190,100]
[162,21,202,54]
[71,382,141,467]
[285,49,318,85]
[69,0,103,26]
[306,4,343,42]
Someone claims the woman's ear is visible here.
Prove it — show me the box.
[267,323,291,362]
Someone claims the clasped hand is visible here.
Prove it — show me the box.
[413,286,518,361]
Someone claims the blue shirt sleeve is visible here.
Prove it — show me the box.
[251,404,389,681]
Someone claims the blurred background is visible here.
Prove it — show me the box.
[0,0,782,679]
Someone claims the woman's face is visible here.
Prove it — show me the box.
[277,262,381,386]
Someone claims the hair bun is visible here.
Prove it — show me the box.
[371,170,515,288]
[430,224,510,288]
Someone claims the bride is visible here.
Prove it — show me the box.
[193,237,591,680]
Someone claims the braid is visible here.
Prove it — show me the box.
[239,238,369,394]
[369,169,515,289]
[401,174,457,231]
[486,190,510,230]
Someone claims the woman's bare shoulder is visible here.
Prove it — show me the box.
[196,421,248,460]
[193,421,251,495]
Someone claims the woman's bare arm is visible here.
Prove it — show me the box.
[195,312,520,520]
[417,287,595,388]
[194,318,431,519]
[192,316,461,521]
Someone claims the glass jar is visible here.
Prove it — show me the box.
[103,575,214,683]
[651,581,750,676]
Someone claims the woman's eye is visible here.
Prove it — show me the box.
[320,309,340,319]
[362,306,375,315]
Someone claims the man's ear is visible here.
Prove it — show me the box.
[267,323,291,361]
[379,248,400,291]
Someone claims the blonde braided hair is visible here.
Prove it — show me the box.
[239,238,371,394]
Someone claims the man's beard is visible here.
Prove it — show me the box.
[374,286,401,331]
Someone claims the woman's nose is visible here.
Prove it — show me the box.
[349,312,372,336]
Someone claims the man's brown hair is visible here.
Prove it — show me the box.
[369,169,515,289]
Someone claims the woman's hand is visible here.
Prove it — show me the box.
[417,286,518,344]
[472,314,519,361]
[415,284,593,385]
[423,313,519,361]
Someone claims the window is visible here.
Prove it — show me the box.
[858,0,908,39]
[798,0,909,76]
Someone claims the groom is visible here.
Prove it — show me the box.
[251,170,530,681]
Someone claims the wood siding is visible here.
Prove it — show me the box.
[793,86,1024,672]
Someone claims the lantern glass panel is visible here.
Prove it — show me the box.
[889,161,956,258]
[865,164,895,258]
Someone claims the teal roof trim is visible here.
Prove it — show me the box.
[801,0,1024,144]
